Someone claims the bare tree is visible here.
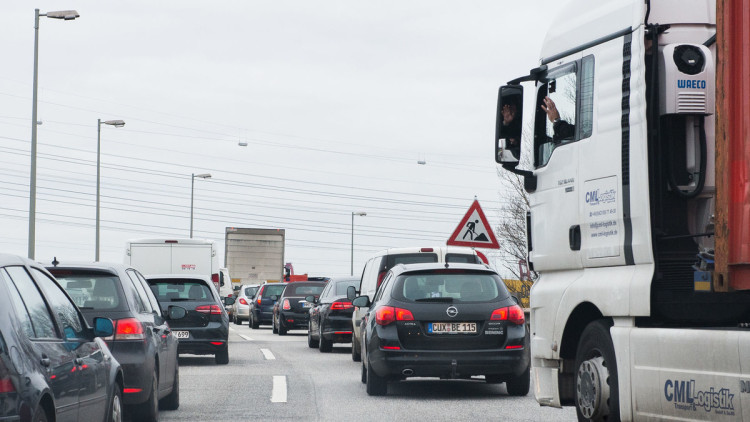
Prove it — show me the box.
[495,166,533,280]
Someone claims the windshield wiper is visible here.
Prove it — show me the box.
[415,297,454,303]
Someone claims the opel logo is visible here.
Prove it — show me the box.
[446,306,458,318]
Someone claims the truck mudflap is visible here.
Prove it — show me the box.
[626,326,750,421]
[533,358,563,408]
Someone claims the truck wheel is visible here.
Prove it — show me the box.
[575,320,619,422]
[307,322,319,348]
[351,336,361,362]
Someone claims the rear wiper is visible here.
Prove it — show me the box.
[164,298,191,302]
[415,297,454,303]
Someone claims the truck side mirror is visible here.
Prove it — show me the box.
[495,85,524,165]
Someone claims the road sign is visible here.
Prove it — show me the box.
[447,200,500,249]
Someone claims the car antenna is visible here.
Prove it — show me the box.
[52,257,59,267]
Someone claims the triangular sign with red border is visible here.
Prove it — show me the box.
[447,200,500,249]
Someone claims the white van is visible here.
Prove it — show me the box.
[348,246,483,362]
[124,238,221,291]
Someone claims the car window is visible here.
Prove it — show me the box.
[386,253,438,267]
[394,271,505,303]
[319,283,332,299]
[244,286,258,297]
[149,279,214,301]
[125,271,153,313]
[3,267,58,339]
[445,254,481,264]
[134,271,162,316]
[50,270,124,310]
[373,273,393,304]
[263,284,286,297]
[335,280,358,296]
[2,269,37,339]
[32,268,87,340]
[285,284,325,296]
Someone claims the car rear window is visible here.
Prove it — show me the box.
[51,271,125,310]
[148,279,214,302]
[335,280,358,295]
[386,253,438,268]
[445,253,481,264]
[285,283,325,296]
[393,271,506,303]
[262,284,286,297]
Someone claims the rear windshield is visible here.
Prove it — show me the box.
[445,253,481,264]
[262,284,286,297]
[148,279,214,302]
[284,283,325,296]
[50,270,125,311]
[244,286,258,296]
[393,271,507,303]
[385,253,438,268]
[335,280,358,296]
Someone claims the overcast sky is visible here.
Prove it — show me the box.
[1,1,565,278]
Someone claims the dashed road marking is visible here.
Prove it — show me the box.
[271,375,287,403]
[261,348,275,360]
[239,334,253,341]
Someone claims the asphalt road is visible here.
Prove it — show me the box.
[158,324,577,422]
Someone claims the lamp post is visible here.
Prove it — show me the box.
[190,173,211,238]
[351,211,367,276]
[96,119,125,261]
[28,8,79,259]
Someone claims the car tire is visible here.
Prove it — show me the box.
[272,315,279,334]
[366,358,388,396]
[574,320,619,422]
[351,336,361,362]
[278,321,287,336]
[307,322,319,348]
[159,366,179,410]
[32,405,49,422]
[215,346,230,365]
[133,372,158,422]
[250,314,259,329]
[361,360,367,384]
[318,326,332,353]
[505,365,530,396]
[233,314,241,325]
[107,384,123,422]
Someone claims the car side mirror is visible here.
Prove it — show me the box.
[346,286,358,301]
[93,317,114,337]
[352,296,370,308]
[168,305,187,320]
[495,84,524,165]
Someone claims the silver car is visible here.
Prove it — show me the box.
[232,284,260,325]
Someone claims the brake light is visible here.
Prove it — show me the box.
[114,318,145,340]
[490,305,525,325]
[0,360,15,393]
[375,306,413,325]
[330,301,353,310]
[420,248,434,252]
[239,298,248,305]
[282,299,291,310]
[505,345,524,349]
[211,273,219,284]
[195,305,222,315]
[257,287,265,305]
[376,271,386,288]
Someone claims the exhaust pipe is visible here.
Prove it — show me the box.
[402,369,414,376]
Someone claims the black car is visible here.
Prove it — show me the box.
[308,277,359,352]
[48,262,185,421]
[354,262,530,396]
[146,275,234,364]
[0,253,123,422]
[272,281,327,335]
[248,283,287,329]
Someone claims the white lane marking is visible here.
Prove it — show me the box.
[261,348,275,360]
[229,327,235,332]
[239,334,253,341]
[271,375,287,403]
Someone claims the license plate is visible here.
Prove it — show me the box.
[302,301,313,308]
[173,330,190,339]
[428,322,477,334]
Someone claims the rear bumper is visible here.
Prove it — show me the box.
[321,314,354,343]
[235,304,250,319]
[172,323,228,355]
[279,311,310,329]
[369,347,529,379]
[107,341,155,405]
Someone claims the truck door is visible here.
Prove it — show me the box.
[528,57,585,272]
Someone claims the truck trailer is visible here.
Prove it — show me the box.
[224,227,285,285]
[495,0,749,420]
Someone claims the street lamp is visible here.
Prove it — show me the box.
[28,8,79,259]
[190,173,211,238]
[96,119,125,261]
[351,211,367,276]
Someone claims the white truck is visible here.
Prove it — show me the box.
[124,238,222,291]
[495,0,750,420]
[224,227,285,285]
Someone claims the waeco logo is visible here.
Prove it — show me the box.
[677,79,706,89]
[664,379,735,415]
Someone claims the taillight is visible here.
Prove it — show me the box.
[490,305,525,325]
[211,273,219,284]
[0,360,15,393]
[375,306,413,326]
[330,301,353,310]
[282,299,291,310]
[195,305,222,315]
[239,298,248,305]
[420,248,434,252]
[114,318,146,340]
[376,271,386,289]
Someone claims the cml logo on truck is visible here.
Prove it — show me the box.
[664,379,734,415]
[585,189,616,206]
